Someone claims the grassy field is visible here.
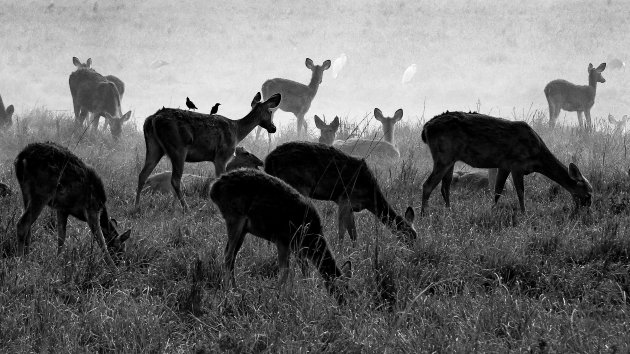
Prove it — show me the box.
[1,0,630,352]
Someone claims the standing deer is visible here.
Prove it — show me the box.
[545,63,606,132]
[69,57,131,139]
[210,168,352,304]
[330,108,402,159]
[135,92,281,211]
[265,142,416,243]
[420,111,593,215]
[0,93,14,129]
[256,58,331,139]
[14,142,131,266]
[142,146,264,196]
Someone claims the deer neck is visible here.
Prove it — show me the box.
[588,74,599,93]
[307,71,323,97]
[367,189,405,233]
[383,126,394,144]
[98,208,116,244]
[537,152,577,194]
[310,240,342,292]
[235,109,264,142]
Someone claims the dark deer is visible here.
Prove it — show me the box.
[256,58,331,139]
[142,146,264,196]
[135,92,281,211]
[0,93,15,129]
[545,63,606,132]
[330,108,402,159]
[14,142,131,266]
[264,142,416,243]
[69,57,131,139]
[420,111,593,215]
[210,168,352,304]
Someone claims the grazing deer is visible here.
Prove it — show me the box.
[331,108,402,159]
[256,58,331,139]
[69,56,132,139]
[142,146,264,196]
[135,92,281,211]
[14,142,131,266]
[451,168,512,192]
[420,111,593,215]
[210,168,352,304]
[314,115,340,145]
[0,93,14,129]
[545,63,606,132]
[608,114,629,136]
[265,142,416,243]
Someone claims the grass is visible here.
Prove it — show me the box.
[0,108,629,352]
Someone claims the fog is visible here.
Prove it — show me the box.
[1,0,629,131]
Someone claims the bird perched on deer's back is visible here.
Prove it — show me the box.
[186,97,197,110]
[211,103,221,115]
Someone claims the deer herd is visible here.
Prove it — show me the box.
[1,55,624,304]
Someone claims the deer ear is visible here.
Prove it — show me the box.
[393,108,404,122]
[122,111,132,122]
[588,63,594,71]
[568,163,584,181]
[597,62,606,71]
[404,206,415,223]
[331,116,340,131]
[374,108,384,121]
[305,58,314,69]
[609,114,617,124]
[86,58,92,67]
[314,115,325,129]
[322,59,331,70]
[251,92,262,106]
[266,93,281,109]
[5,105,14,116]
[340,260,352,278]
[119,229,131,243]
[235,146,245,154]
[73,57,81,67]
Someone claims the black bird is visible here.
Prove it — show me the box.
[186,97,197,110]
[210,103,221,115]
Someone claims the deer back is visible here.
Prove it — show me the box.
[333,138,400,160]
[70,69,123,116]
[544,79,595,111]
[421,112,549,171]
[104,75,125,99]
[227,146,264,170]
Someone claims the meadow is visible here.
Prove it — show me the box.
[1,0,630,352]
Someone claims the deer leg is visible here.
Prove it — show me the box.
[16,198,47,256]
[223,217,248,289]
[56,210,69,254]
[337,200,358,242]
[255,126,263,140]
[493,168,511,204]
[440,164,455,208]
[135,139,165,207]
[169,151,189,212]
[577,111,584,130]
[77,110,89,129]
[510,171,526,212]
[86,210,115,267]
[421,161,452,215]
[90,113,101,131]
[547,101,556,128]
[277,241,292,292]
[487,168,498,194]
[584,110,593,133]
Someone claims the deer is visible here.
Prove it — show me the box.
[135,92,281,211]
[608,114,629,136]
[256,58,331,139]
[69,57,132,139]
[545,63,606,133]
[142,146,264,196]
[264,141,416,243]
[450,168,514,192]
[313,115,340,145]
[14,142,131,267]
[0,93,15,129]
[420,111,593,215]
[210,168,352,304]
[330,108,403,160]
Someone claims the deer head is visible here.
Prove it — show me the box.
[588,63,606,85]
[374,108,403,144]
[314,115,340,145]
[250,92,280,133]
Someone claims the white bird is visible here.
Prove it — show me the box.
[401,64,417,84]
[331,53,348,79]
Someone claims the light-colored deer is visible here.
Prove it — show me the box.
[313,115,340,145]
[69,57,132,139]
[608,114,629,136]
[265,141,416,243]
[545,63,606,132]
[420,111,592,215]
[14,142,131,267]
[0,93,15,129]
[210,168,352,304]
[142,146,264,196]
[256,58,331,139]
[135,92,281,211]
[450,168,514,192]
[330,108,402,160]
